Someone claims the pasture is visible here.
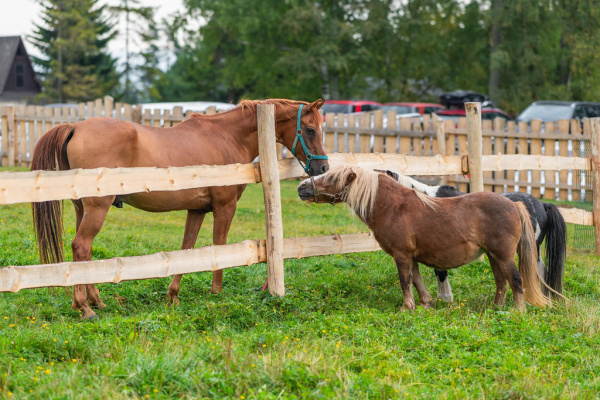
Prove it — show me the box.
[0,174,599,399]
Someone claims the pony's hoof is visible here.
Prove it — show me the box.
[437,294,453,303]
[82,313,99,320]
[91,302,107,310]
[167,296,179,307]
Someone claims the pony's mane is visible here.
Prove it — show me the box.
[189,99,321,123]
[323,165,379,220]
[394,174,440,211]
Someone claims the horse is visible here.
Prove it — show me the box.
[375,169,566,301]
[31,99,329,319]
[297,165,551,311]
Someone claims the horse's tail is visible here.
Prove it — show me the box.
[542,202,567,298]
[31,124,74,264]
[515,202,551,308]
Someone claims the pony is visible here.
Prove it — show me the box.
[297,165,551,311]
[376,169,566,301]
[32,99,329,319]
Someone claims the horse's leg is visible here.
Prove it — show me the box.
[210,200,237,294]
[411,262,432,307]
[394,255,416,310]
[434,269,454,303]
[488,256,508,306]
[167,210,207,305]
[71,196,114,319]
[491,255,525,312]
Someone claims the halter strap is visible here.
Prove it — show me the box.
[291,104,328,175]
[309,176,350,205]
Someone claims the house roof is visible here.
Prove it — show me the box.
[0,36,23,93]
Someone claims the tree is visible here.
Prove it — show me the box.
[109,0,155,103]
[29,0,118,103]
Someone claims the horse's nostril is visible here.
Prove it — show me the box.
[321,164,329,173]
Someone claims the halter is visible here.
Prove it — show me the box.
[291,104,328,174]
[309,176,350,205]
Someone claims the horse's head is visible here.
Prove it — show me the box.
[297,167,356,205]
[279,99,329,176]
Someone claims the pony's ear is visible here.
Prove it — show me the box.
[346,171,357,184]
[307,99,326,111]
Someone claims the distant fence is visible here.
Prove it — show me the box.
[0,96,231,167]
[0,102,598,295]
[323,111,590,200]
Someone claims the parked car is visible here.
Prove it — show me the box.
[320,100,382,116]
[383,102,445,115]
[439,90,490,110]
[516,100,600,123]
[434,108,512,124]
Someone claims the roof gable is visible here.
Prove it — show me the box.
[0,36,38,94]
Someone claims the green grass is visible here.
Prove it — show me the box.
[0,171,599,399]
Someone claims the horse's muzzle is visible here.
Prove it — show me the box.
[308,159,329,177]
[297,181,313,201]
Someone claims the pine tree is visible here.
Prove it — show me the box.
[29,0,118,103]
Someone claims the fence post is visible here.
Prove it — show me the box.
[590,118,600,254]
[5,106,15,167]
[434,114,447,185]
[257,104,285,296]
[465,102,484,193]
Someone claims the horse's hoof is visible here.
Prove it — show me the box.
[437,295,453,303]
[82,314,99,320]
[91,302,107,310]
[167,296,179,307]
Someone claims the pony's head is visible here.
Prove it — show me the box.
[297,164,379,220]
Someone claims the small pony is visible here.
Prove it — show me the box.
[297,165,551,311]
[375,169,567,301]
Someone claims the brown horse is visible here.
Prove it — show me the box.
[32,99,329,319]
[297,165,551,311]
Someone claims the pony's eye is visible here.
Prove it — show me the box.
[306,127,316,136]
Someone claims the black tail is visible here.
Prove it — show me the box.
[543,202,567,298]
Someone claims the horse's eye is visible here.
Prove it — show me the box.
[306,127,316,136]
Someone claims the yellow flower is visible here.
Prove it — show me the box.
[3,316,7,319]
[64,341,68,344]
[72,359,77,362]
[262,344,266,347]
[45,370,51,375]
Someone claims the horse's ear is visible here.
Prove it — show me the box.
[346,171,357,184]
[307,99,326,111]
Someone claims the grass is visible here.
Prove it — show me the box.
[0,169,599,399]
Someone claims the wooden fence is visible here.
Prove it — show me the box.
[323,111,591,200]
[0,103,598,296]
[0,96,224,167]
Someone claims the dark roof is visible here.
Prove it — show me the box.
[0,36,22,92]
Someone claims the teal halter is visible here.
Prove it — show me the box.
[291,104,328,174]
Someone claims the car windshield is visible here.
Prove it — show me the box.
[517,104,573,122]
[321,103,354,114]
[382,105,413,114]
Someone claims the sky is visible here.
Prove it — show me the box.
[0,0,185,60]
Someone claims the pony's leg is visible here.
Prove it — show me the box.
[210,200,237,294]
[71,196,114,319]
[488,257,508,306]
[167,210,206,305]
[394,256,416,310]
[491,256,525,312]
[411,262,432,307]
[434,269,454,303]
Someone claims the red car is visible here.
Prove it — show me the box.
[434,108,512,123]
[320,100,382,115]
[383,102,445,115]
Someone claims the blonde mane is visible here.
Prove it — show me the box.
[322,165,379,220]
[322,165,439,218]
[394,174,440,211]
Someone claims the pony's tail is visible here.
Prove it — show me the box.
[31,124,74,265]
[515,202,551,308]
[543,202,567,298]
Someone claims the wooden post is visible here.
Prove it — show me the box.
[465,102,483,193]
[590,118,600,255]
[257,104,285,296]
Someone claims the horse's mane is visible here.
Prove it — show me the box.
[323,165,379,220]
[393,173,440,211]
[189,99,321,123]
